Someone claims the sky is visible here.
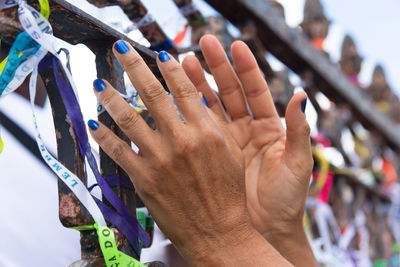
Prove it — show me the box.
[278,0,400,94]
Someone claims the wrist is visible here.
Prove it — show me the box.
[186,223,291,266]
[262,220,306,246]
[182,221,254,266]
[263,223,318,267]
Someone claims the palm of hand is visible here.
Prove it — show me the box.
[228,115,311,236]
[181,34,312,237]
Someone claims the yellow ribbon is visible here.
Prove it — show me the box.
[0,132,3,153]
[38,0,50,20]
[312,147,330,193]
[303,211,314,240]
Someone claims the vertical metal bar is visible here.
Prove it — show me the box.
[41,64,105,266]
[89,41,139,260]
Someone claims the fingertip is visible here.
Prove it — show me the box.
[182,56,205,87]
[87,120,107,144]
[231,40,248,53]
[287,91,308,115]
[93,78,107,92]
[293,91,307,101]
[113,40,131,54]
[88,119,100,131]
[295,92,308,113]
[199,34,217,47]
[199,34,225,55]
[231,41,258,73]
[285,92,309,130]
[182,55,200,71]
[181,55,192,66]
[158,51,171,62]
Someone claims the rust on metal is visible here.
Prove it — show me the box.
[0,0,167,264]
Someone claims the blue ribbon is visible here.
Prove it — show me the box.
[0,32,40,96]
[150,38,174,52]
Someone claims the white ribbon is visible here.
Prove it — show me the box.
[0,0,107,227]
[0,3,52,96]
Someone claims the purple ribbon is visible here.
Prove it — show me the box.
[39,55,149,253]
[89,175,134,191]
[103,174,134,189]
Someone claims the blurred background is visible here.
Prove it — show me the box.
[1,0,400,266]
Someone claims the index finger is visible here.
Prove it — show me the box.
[113,40,181,132]
[156,51,209,124]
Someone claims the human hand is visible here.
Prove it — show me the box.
[89,40,290,266]
[182,35,316,265]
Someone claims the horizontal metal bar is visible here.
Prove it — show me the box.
[205,0,400,152]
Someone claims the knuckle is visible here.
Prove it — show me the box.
[174,137,197,155]
[205,94,220,107]
[142,80,164,103]
[137,179,158,200]
[123,55,143,71]
[173,81,197,100]
[190,76,206,88]
[219,84,242,97]
[110,142,127,163]
[152,154,171,173]
[170,128,184,141]
[165,63,182,75]
[116,109,139,129]
[202,127,224,145]
[100,90,116,108]
[95,129,109,142]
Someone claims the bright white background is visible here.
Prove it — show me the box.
[0,0,399,266]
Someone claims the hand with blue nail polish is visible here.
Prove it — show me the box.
[182,35,316,266]
[88,39,291,266]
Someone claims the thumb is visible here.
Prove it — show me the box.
[284,91,313,174]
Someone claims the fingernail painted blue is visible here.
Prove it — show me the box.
[115,40,130,54]
[93,78,106,92]
[158,51,170,62]
[88,120,99,130]
[202,96,208,107]
[301,98,307,113]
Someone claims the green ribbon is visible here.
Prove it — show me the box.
[71,223,146,267]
